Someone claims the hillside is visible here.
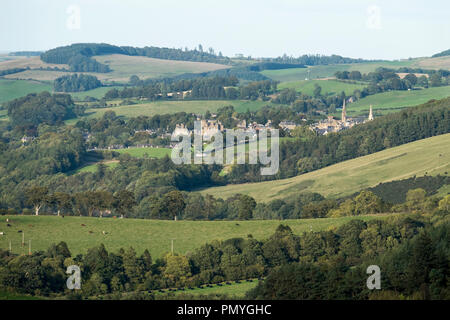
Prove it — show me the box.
[341,86,450,117]
[0,214,385,258]
[1,54,229,83]
[262,57,450,82]
[200,133,450,202]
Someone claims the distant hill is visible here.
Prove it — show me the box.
[432,49,450,58]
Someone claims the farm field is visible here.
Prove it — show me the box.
[0,55,68,71]
[343,86,450,117]
[200,133,450,202]
[0,54,230,83]
[68,86,123,101]
[261,60,419,82]
[261,57,450,82]
[0,79,53,104]
[0,214,388,258]
[278,79,366,96]
[71,100,279,122]
[92,54,230,82]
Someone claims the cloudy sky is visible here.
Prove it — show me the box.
[1,0,449,60]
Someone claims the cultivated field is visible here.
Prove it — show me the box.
[0,214,387,258]
[261,57,450,82]
[93,54,230,82]
[0,55,68,71]
[200,134,450,202]
[344,86,450,117]
[0,54,230,83]
[278,79,366,96]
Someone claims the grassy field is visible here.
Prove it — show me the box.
[70,100,278,122]
[113,147,172,158]
[342,86,450,117]
[93,54,229,82]
[68,86,123,101]
[0,79,52,104]
[261,60,418,82]
[71,148,171,174]
[200,134,450,202]
[278,79,366,96]
[261,57,450,82]
[1,54,229,83]
[157,280,259,298]
[72,161,119,174]
[0,214,387,258]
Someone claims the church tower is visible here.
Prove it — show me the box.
[341,99,347,123]
[368,105,374,121]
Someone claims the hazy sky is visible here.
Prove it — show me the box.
[1,0,449,60]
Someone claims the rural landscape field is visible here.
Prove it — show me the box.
[0,0,449,307]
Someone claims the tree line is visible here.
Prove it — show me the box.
[0,207,447,299]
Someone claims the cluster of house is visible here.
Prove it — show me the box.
[310,100,374,135]
[172,118,299,140]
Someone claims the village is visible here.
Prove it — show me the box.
[73,101,375,152]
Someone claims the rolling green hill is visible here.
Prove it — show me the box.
[0,79,52,104]
[0,214,386,258]
[262,57,450,82]
[342,86,450,117]
[92,54,229,82]
[278,79,366,96]
[0,54,229,83]
[200,133,450,202]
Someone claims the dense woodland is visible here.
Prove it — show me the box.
[54,74,102,92]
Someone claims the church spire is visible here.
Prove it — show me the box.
[341,99,347,123]
[368,105,374,121]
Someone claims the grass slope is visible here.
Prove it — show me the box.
[343,86,450,117]
[0,79,52,104]
[0,215,385,258]
[200,134,450,202]
[113,147,172,158]
[93,54,230,82]
[278,79,366,96]
[262,57,450,82]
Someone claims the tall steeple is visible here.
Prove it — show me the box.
[368,105,374,121]
[341,99,347,123]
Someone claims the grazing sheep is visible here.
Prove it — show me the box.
[102,231,107,235]
[6,224,11,227]
[18,230,22,233]
[0,232,4,236]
